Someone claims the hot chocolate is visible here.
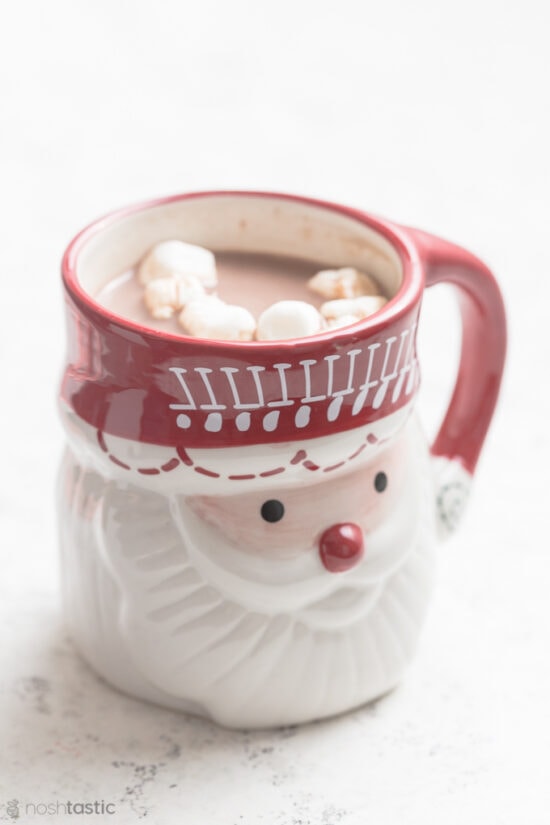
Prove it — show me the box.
[96,251,327,335]
[96,243,388,341]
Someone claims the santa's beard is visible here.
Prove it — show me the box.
[102,485,436,728]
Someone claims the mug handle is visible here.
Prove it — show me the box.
[406,228,507,536]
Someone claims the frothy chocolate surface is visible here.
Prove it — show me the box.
[96,251,328,334]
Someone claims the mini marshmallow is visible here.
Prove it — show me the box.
[326,313,362,330]
[144,274,205,319]
[138,240,218,288]
[256,300,324,341]
[307,267,379,300]
[179,296,256,341]
[321,295,388,322]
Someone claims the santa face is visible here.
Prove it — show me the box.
[166,431,428,624]
[60,417,437,728]
[187,442,404,563]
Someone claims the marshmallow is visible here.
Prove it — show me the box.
[256,300,324,341]
[179,296,256,341]
[307,267,379,300]
[138,240,218,288]
[326,313,362,330]
[144,274,205,319]
[321,295,388,323]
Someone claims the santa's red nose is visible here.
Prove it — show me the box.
[319,523,364,573]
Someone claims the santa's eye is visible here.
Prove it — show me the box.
[374,471,388,493]
[261,500,285,523]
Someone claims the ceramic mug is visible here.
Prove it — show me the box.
[58,191,506,729]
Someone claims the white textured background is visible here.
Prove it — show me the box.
[1,1,549,822]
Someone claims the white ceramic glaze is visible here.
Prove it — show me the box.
[58,408,445,729]
[57,191,501,730]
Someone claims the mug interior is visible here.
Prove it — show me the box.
[75,193,404,306]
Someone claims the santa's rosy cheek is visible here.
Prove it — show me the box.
[186,495,296,556]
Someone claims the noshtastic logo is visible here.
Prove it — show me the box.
[2,799,116,817]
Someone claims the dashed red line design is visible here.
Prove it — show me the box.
[259,467,286,477]
[323,461,346,473]
[176,445,193,466]
[109,455,131,470]
[348,443,367,460]
[97,426,383,481]
[161,458,180,472]
[97,430,108,453]
[194,466,220,478]
[100,429,161,474]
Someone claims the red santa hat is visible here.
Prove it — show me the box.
[60,190,425,489]
[61,294,420,450]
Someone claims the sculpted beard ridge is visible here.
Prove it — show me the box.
[109,490,434,724]
[62,456,435,727]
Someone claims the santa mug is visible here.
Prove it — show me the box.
[58,191,506,729]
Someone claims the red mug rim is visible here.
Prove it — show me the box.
[61,190,425,350]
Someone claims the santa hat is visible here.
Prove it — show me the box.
[60,290,420,492]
